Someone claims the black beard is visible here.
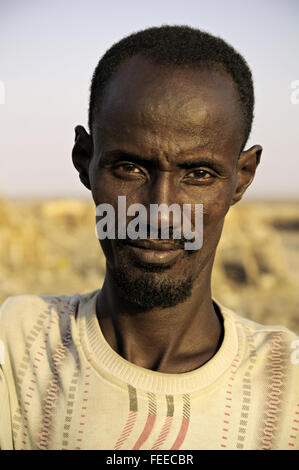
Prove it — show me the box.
[110,255,193,310]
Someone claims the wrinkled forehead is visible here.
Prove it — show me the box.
[94,55,244,153]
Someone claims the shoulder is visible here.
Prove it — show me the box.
[218,301,299,368]
[0,290,99,381]
[0,290,100,366]
[0,293,71,320]
[219,300,299,339]
[0,293,82,340]
[0,289,99,325]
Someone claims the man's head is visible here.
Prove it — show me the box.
[72,25,262,310]
[88,25,255,152]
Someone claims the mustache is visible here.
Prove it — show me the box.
[115,226,196,249]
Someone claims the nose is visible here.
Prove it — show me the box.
[147,172,182,235]
[149,171,174,206]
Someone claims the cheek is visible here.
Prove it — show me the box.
[199,185,233,247]
[192,179,233,218]
[203,197,229,227]
[98,239,114,268]
[91,167,140,209]
[91,172,121,208]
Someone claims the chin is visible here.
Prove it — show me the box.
[111,264,193,310]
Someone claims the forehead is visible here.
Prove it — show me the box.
[94,55,244,156]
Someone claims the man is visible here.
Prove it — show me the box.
[0,25,298,450]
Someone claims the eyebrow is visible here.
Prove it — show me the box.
[101,149,227,172]
[177,159,224,171]
[100,150,158,168]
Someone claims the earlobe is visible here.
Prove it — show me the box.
[231,144,263,205]
[72,125,93,190]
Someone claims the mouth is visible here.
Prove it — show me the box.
[123,239,183,264]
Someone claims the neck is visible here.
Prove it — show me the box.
[96,262,223,374]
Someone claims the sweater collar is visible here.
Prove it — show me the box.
[77,289,244,395]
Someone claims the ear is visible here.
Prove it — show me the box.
[231,144,263,205]
[72,125,93,190]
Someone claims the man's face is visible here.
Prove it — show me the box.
[88,55,246,309]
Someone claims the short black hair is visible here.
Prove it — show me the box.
[89,25,254,151]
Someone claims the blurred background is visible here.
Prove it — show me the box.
[0,0,298,331]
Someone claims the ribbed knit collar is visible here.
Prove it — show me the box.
[77,289,244,395]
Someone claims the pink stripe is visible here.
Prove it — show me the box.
[114,411,137,450]
[133,413,156,450]
[170,417,189,450]
[151,416,173,449]
[288,403,299,447]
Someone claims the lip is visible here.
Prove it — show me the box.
[124,240,183,264]
[125,239,181,251]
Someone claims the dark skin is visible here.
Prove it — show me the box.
[72,55,262,373]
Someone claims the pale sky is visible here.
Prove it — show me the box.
[0,0,298,199]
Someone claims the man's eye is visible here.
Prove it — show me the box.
[186,169,212,180]
[116,163,142,174]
